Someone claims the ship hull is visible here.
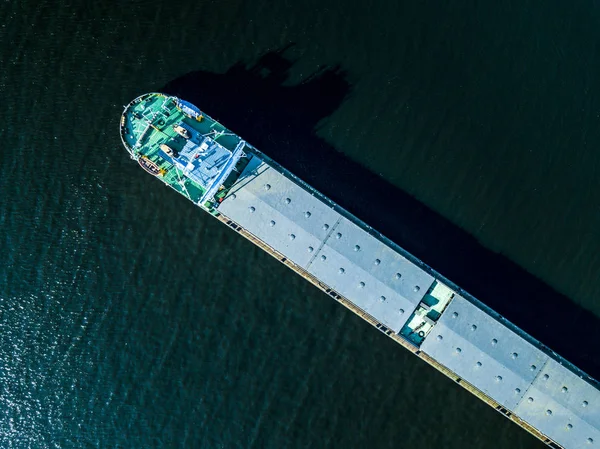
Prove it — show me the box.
[121,93,600,449]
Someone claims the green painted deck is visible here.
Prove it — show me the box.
[120,93,246,210]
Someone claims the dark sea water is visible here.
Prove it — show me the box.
[2,0,600,447]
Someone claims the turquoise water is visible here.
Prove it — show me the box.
[2,0,600,447]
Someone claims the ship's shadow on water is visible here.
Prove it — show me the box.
[163,47,600,381]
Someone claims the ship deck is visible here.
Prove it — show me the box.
[120,93,246,207]
[121,93,600,449]
[217,154,600,449]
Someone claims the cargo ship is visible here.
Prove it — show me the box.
[120,93,599,448]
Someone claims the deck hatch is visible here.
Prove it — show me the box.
[420,295,549,410]
[514,359,600,449]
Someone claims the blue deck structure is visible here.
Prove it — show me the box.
[174,139,232,188]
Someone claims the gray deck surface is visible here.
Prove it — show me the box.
[218,154,600,448]
[514,358,600,448]
[305,216,435,332]
[420,295,549,409]
[218,158,433,332]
